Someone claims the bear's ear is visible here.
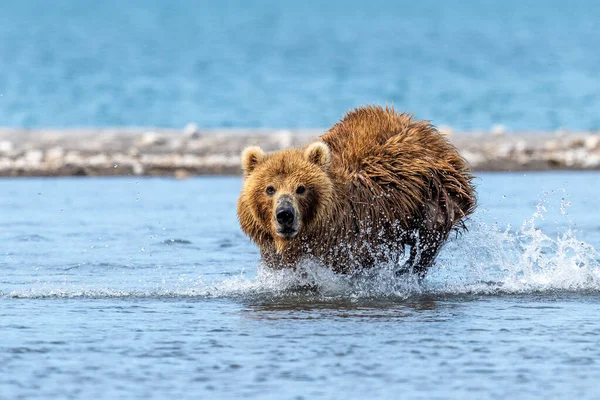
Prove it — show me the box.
[304,141,331,168]
[241,146,266,175]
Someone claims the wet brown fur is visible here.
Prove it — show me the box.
[237,106,476,276]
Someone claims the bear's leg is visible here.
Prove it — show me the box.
[396,230,447,279]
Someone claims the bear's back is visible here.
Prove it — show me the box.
[320,106,448,173]
[318,105,475,234]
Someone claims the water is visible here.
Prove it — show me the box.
[1,0,600,130]
[1,172,600,399]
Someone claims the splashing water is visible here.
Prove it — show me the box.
[190,189,600,299]
[429,216,599,295]
[437,189,599,293]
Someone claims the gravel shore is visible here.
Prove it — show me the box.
[1,127,599,177]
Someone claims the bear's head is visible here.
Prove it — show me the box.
[237,142,334,248]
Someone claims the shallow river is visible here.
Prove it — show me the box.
[1,173,599,399]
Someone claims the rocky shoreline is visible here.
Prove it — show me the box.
[1,127,599,177]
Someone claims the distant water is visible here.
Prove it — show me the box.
[1,173,600,398]
[1,0,599,130]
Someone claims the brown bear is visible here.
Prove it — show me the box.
[237,106,476,278]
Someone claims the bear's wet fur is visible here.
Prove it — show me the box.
[237,106,476,277]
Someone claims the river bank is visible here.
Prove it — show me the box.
[1,128,599,177]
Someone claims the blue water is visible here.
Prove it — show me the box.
[1,0,600,130]
[1,173,600,399]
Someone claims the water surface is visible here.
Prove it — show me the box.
[1,173,600,399]
[1,0,599,130]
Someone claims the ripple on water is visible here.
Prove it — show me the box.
[12,234,51,242]
[160,239,193,245]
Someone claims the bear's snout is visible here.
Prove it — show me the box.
[274,196,299,238]
[276,208,294,225]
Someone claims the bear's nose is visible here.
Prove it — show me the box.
[276,208,295,226]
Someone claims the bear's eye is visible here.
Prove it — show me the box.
[265,186,276,196]
[296,185,306,195]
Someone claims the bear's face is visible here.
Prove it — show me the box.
[239,142,333,242]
